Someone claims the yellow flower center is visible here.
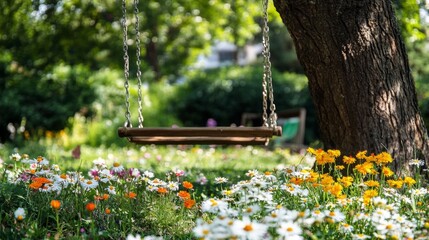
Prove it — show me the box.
[243,224,253,232]
[287,227,294,232]
[87,180,92,185]
[202,229,210,235]
[113,162,120,167]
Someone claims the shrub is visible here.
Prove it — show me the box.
[0,63,96,143]
[171,64,319,143]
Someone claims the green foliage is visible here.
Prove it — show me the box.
[0,63,96,142]
[171,65,319,143]
[394,0,427,43]
[137,0,263,81]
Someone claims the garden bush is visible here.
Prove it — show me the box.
[171,65,319,144]
[0,63,96,143]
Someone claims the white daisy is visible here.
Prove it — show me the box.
[80,179,99,190]
[277,221,303,238]
[201,198,229,214]
[14,207,26,221]
[111,162,125,173]
[10,153,21,162]
[231,217,268,240]
[324,209,346,222]
[106,185,116,195]
[167,181,179,191]
[215,177,228,184]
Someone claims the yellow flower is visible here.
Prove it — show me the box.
[305,171,319,183]
[320,174,335,186]
[307,147,318,155]
[364,180,380,188]
[354,162,374,175]
[356,151,367,160]
[403,177,416,186]
[365,153,376,162]
[343,156,356,165]
[335,165,345,170]
[382,167,394,177]
[363,189,378,198]
[338,176,353,188]
[329,182,343,197]
[327,149,341,158]
[375,152,393,165]
[387,179,403,189]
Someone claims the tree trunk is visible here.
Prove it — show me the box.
[273,0,429,174]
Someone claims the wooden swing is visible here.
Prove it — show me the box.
[118,0,281,145]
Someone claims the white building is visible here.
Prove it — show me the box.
[194,41,263,69]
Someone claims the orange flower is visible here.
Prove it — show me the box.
[183,181,193,189]
[184,199,196,209]
[85,202,96,212]
[50,200,61,210]
[177,191,191,200]
[103,193,110,200]
[105,208,111,214]
[124,192,137,199]
[29,177,52,189]
[157,187,168,194]
[290,177,304,185]
[29,181,43,190]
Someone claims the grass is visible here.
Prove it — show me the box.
[1,142,428,239]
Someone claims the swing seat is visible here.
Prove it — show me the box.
[118,126,282,145]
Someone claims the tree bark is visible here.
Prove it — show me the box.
[273,0,429,174]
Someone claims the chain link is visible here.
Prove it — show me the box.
[262,0,277,128]
[134,0,144,128]
[122,0,132,127]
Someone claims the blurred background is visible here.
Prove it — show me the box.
[1,0,428,150]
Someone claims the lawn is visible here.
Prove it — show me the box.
[0,143,428,239]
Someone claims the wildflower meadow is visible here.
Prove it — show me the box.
[1,146,429,239]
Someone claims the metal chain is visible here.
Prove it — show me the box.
[122,0,132,127]
[134,0,144,128]
[262,0,277,128]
